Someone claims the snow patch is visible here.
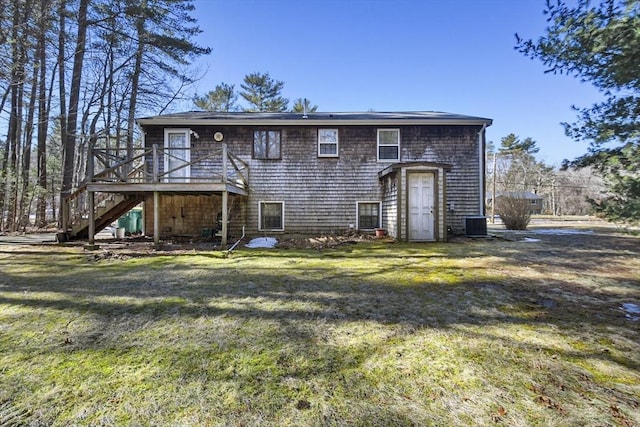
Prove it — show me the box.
[245,237,278,249]
[621,303,640,321]
[532,229,594,235]
[523,237,541,242]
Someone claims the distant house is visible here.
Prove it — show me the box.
[65,111,492,246]
[488,192,544,215]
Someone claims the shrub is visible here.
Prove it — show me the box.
[496,196,531,230]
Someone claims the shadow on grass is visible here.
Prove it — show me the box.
[0,230,639,424]
[1,230,638,322]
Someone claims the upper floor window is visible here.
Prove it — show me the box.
[318,129,338,157]
[377,129,400,162]
[253,130,281,159]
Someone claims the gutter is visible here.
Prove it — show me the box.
[136,118,494,127]
[478,123,487,216]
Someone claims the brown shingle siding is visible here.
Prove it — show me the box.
[141,122,485,237]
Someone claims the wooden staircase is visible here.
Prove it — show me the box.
[69,192,143,239]
[62,142,250,244]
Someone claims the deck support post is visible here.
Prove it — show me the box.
[221,190,228,249]
[60,197,69,235]
[88,190,95,246]
[153,191,160,250]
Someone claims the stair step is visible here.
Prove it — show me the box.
[70,194,143,239]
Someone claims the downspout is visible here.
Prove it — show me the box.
[478,124,487,216]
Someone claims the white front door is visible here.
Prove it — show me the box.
[408,173,435,241]
[164,129,190,182]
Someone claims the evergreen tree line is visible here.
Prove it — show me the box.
[487,133,605,217]
[193,72,318,113]
[0,0,209,232]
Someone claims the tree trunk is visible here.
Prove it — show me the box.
[0,85,11,231]
[36,0,50,227]
[59,0,88,230]
[126,16,145,165]
[56,0,67,228]
[19,43,40,230]
[4,0,27,232]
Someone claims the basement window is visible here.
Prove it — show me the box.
[259,201,284,231]
[377,128,400,162]
[253,130,281,159]
[357,202,381,230]
[318,129,338,157]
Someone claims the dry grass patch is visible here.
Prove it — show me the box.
[0,224,639,425]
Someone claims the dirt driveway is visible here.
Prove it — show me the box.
[0,233,57,245]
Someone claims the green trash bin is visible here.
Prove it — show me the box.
[128,214,137,233]
[117,215,129,230]
[117,210,142,234]
[129,210,142,233]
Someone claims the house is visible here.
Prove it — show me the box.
[66,111,492,247]
[488,191,544,215]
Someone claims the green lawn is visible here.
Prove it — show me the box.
[1,226,639,426]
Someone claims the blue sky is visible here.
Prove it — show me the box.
[188,0,602,165]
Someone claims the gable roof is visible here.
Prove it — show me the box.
[137,111,493,127]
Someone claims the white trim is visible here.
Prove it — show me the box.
[317,128,339,158]
[377,128,400,162]
[258,200,285,231]
[163,128,191,182]
[356,201,382,230]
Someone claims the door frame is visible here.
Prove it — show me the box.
[163,128,191,182]
[405,170,439,242]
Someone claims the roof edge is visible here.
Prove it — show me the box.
[136,111,493,127]
[137,118,493,127]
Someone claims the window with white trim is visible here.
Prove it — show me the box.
[318,129,338,157]
[377,128,400,161]
[253,130,281,159]
[357,202,381,230]
[259,201,284,231]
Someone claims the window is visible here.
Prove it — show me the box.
[318,129,338,157]
[253,130,281,159]
[357,202,381,230]
[377,129,400,161]
[259,201,284,231]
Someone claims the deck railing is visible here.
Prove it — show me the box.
[62,143,249,234]
[89,143,249,187]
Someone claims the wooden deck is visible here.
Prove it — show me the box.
[86,181,248,196]
[64,143,249,249]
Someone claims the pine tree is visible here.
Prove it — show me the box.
[291,98,318,113]
[239,72,288,112]
[194,83,238,111]
[516,0,640,224]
